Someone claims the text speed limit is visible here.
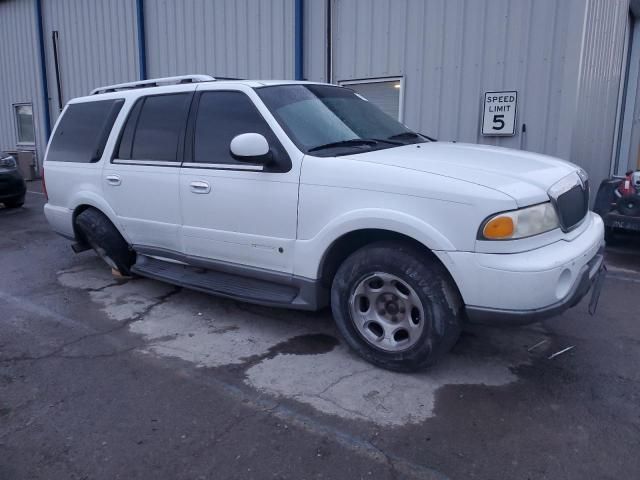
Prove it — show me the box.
[482,91,517,136]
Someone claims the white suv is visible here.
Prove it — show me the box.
[43,75,605,371]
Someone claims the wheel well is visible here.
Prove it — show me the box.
[318,229,444,289]
[72,205,124,245]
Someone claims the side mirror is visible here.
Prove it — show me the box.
[230,133,272,164]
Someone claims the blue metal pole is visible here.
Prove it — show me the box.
[35,0,51,140]
[136,0,147,80]
[294,0,304,80]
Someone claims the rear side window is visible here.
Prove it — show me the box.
[117,93,191,162]
[47,99,124,163]
[193,91,281,165]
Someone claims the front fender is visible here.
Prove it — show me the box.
[293,208,456,279]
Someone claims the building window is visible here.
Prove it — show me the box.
[14,104,35,145]
[338,77,404,121]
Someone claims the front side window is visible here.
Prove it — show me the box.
[118,93,191,162]
[47,99,124,163]
[14,104,35,145]
[193,90,280,165]
[256,84,426,157]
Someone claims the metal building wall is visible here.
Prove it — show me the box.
[331,0,590,163]
[571,0,629,190]
[304,0,327,82]
[0,0,46,160]
[41,0,139,119]
[144,0,295,79]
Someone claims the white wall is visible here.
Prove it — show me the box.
[330,0,587,158]
[41,0,139,120]
[572,0,629,191]
[144,0,295,79]
[0,0,632,185]
[0,0,46,161]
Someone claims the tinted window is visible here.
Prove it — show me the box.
[47,99,124,163]
[193,91,278,164]
[257,84,425,156]
[130,93,191,162]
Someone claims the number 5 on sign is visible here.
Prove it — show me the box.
[482,91,517,136]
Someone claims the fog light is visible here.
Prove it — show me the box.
[556,268,572,299]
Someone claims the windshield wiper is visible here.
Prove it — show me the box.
[369,137,403,146]
[308,139,378,153]
[388,132,436,142]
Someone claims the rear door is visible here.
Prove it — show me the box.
[102,89,194,252]
[43,98,124,238]
[179,86,301,273]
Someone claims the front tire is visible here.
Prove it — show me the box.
[75,208,134,275]
[331,241,463,372]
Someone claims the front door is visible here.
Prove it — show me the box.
[103,89,193,252]
[179,87,300,274]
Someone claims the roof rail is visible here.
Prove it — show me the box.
[90,74,215,95]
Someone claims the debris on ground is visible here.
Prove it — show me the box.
[548,346,575,360]
[527,339,548,352]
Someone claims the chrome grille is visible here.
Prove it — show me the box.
[554,180,589,231]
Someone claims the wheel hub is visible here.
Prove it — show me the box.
[349,272,426,352]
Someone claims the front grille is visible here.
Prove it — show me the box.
[555,181,589,231]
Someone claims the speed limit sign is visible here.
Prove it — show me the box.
[482,91,517,136]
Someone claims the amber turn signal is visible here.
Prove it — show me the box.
[483,216,515,239]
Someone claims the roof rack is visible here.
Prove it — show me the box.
[90,74,216,95]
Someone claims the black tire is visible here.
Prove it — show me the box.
[3,197,24,208]
[75,208,134,275]
[617,196,640,217]
[604,226,617,245]
[330,241,463,372]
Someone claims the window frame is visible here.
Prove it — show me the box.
[112,92,195,166]
[182,89,291,173]
[337,76,405,122]
[13,103,36,147]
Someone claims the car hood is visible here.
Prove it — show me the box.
[343,141,579,206]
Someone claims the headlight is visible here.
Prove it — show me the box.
[0,155,17,169]
[479,202,560,240]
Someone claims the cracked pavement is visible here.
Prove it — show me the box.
[1,191,640,479]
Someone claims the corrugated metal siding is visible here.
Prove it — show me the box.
[145,0,295,79]
[0,0,46,160]
[572,0,629,191]
[303,0,327,82]
[41,0,139,118]
[332,0,588,162]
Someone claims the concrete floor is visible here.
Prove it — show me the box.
[1,189,639,480]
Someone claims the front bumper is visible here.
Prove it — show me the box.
[439,212,605,325]
[465,250,604,324]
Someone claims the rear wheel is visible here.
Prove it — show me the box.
[331,241,463,372]
[617,196,640,217]
[75,208,134,275]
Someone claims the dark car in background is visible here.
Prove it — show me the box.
[0,152,26,208]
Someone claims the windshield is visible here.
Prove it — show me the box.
[256,84,428,156]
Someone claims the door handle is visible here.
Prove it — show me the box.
[105,174,121,186]
[189,181,211,194]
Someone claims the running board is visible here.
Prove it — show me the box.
[131,255,299,306]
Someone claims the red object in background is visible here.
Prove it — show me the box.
[617,171,637,197]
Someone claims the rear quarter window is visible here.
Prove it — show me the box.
[46,99,124,163]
